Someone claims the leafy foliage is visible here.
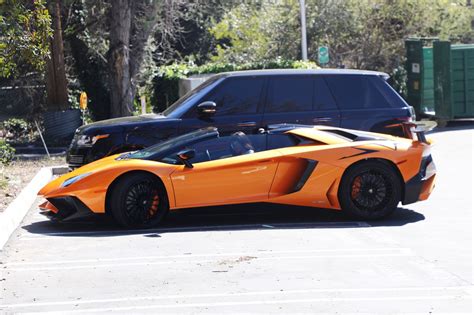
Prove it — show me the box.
[0,0,52,78]
[1,118,39,143]
[0,139,15,165]
[209,0,473,74]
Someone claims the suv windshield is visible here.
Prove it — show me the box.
[123,127,219,161]
[162,75,222,116]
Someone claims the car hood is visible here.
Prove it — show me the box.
[76,114,176,135]
[39,154,176,197]
[38,155,120,196]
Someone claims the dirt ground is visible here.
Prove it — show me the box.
[0,157,66,212]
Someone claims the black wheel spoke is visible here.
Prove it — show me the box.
[123,180,160,225]
[350,169,393,213]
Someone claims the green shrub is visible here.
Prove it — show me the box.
[0,140,15,165]
[3,118,29,137]
[152,59,319,112]
[1,118,39,144]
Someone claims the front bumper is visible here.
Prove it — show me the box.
[402,155,436,205]
[67,146,92,169]
[39,196,94,221]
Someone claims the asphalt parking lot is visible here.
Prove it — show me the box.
[0,124,472,314]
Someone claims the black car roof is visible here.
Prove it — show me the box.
[218,68,389,79]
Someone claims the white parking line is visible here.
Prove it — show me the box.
[7,252,412,271]
[3,286,471,313]
[18,221,371,240]
[4,247,410,266]
[27,296,472,314]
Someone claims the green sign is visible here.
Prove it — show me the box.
[318,46,329,64]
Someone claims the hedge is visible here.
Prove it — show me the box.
[152,59,320,113]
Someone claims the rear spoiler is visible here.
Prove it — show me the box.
[387,121,437,143]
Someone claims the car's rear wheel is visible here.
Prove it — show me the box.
[338,161,401,220]
[110,173,169,228]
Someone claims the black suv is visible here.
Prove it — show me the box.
[67,69,415,168]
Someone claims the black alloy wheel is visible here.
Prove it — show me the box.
[110,173,169,228]
[338,161,401,220]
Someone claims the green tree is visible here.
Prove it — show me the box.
[209,0,473,73]
[210,1,301,63]
[0,0,52,78]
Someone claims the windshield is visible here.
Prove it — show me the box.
[123,127,219,161]
[162,75,222,116]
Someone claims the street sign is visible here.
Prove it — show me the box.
[318,46,329,64]
[79,92,88,110]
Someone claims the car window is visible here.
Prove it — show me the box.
[369,76,407,108]
[267,76,313,113]
[314,76,337,110]
[266,134,299,150]
[198,77,264,116]
[126,127,218,161]
[161,134,267,165]
[162,75,222,116]
[324,75,392,109]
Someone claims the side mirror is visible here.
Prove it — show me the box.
[176,149,195,168]
[197,101,217,117]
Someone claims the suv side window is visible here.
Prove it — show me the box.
[369,76,405,108]
[267,76,313,112]
[324,75,392,109]
[199,77,265,116]
[314,76,337,110]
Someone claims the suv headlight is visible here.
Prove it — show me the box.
[76,134,109,147]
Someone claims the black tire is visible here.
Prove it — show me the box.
[338,161,401,220]
[109,172,169,228]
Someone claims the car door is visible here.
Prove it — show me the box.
[169,135,280,208]
[262,75,341,128]
[312,76,341,126]
[178,76,266,136]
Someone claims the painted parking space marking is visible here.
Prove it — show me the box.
[21,295,471,314]
[1,285,471,310]
[6,252,412,271]
[4,247,410,267]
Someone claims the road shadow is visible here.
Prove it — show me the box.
[22,203,425,238]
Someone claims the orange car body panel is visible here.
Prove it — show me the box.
[38,127,435,214]
[39,155,179,213]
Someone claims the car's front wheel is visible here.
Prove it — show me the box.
[338,161,401,220]
[109,172,169,228]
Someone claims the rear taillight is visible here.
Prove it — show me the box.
[408,106,416,121]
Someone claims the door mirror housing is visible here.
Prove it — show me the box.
[197,101,217,117]
[176,149,195,168]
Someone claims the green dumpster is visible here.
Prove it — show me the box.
[406,39,474,121]
[449,44,474,119]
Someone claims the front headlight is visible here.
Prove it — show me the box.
[61,172,92,187]
[76,134,109,147]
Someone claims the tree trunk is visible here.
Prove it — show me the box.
[45,0,68,111]
[108,0,133,118]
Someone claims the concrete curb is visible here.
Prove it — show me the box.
[0,166,68,250]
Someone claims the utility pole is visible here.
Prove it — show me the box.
[299,0,308,61]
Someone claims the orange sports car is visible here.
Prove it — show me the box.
[38,123,436,228]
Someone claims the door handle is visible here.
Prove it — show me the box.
[238,121,257,127]
[313,117,332,123]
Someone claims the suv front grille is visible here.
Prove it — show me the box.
[68,155,84,165]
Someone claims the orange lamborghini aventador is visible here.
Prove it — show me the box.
[38,123,436,228]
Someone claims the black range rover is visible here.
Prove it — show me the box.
[67,69,415,168]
